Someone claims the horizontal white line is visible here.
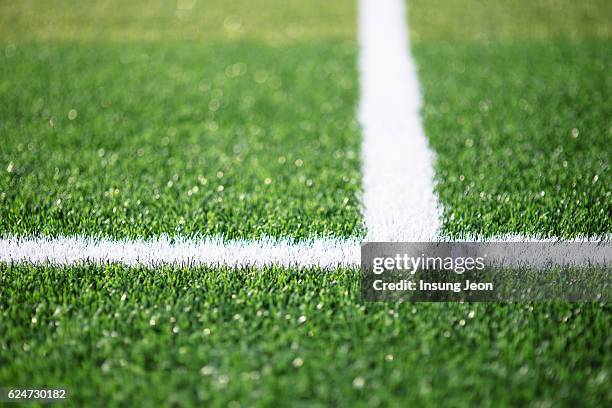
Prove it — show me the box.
[0,235,361,269]
[0,0,609,269]
[1,235,609,269]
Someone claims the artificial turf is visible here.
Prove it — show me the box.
[0,0,363,241]
[1,263,610,407]
[0,0,356,44]
[0,42,362,240]
[413,41,611,238]
[408,0,611,42]
[408,0,612,238]
[0,0,611,406]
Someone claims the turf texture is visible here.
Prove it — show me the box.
[408,0,612,238]
[1,0,362,241]
[1,263,610,407]
[0,43,362,240]
[0,0,611,406]
[413,41,611,238]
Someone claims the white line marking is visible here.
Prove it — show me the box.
[0,235,608,269]
[0,235,360,269]
[359,0,442,241]
[0,0,609,269]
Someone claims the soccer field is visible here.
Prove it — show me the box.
[1,0,611,406]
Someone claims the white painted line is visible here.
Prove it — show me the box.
[0,0,609,269]
[0,235,361,269]
[359,0,442,241]
[0,235,608,269]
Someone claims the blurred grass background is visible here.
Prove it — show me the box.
[409,0,611,42]
[0,0,356,44]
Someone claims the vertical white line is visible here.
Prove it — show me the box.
[359,0,442,241]
[3,0,604,269]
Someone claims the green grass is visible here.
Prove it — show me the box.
[413,41,611,238]
[0,0,611,406]
[0,0,362,240]
[408,0,612,238]
[408,0,611,42]
[0,0,356,44]
[1,263,611,407]
[0,46,362,240]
